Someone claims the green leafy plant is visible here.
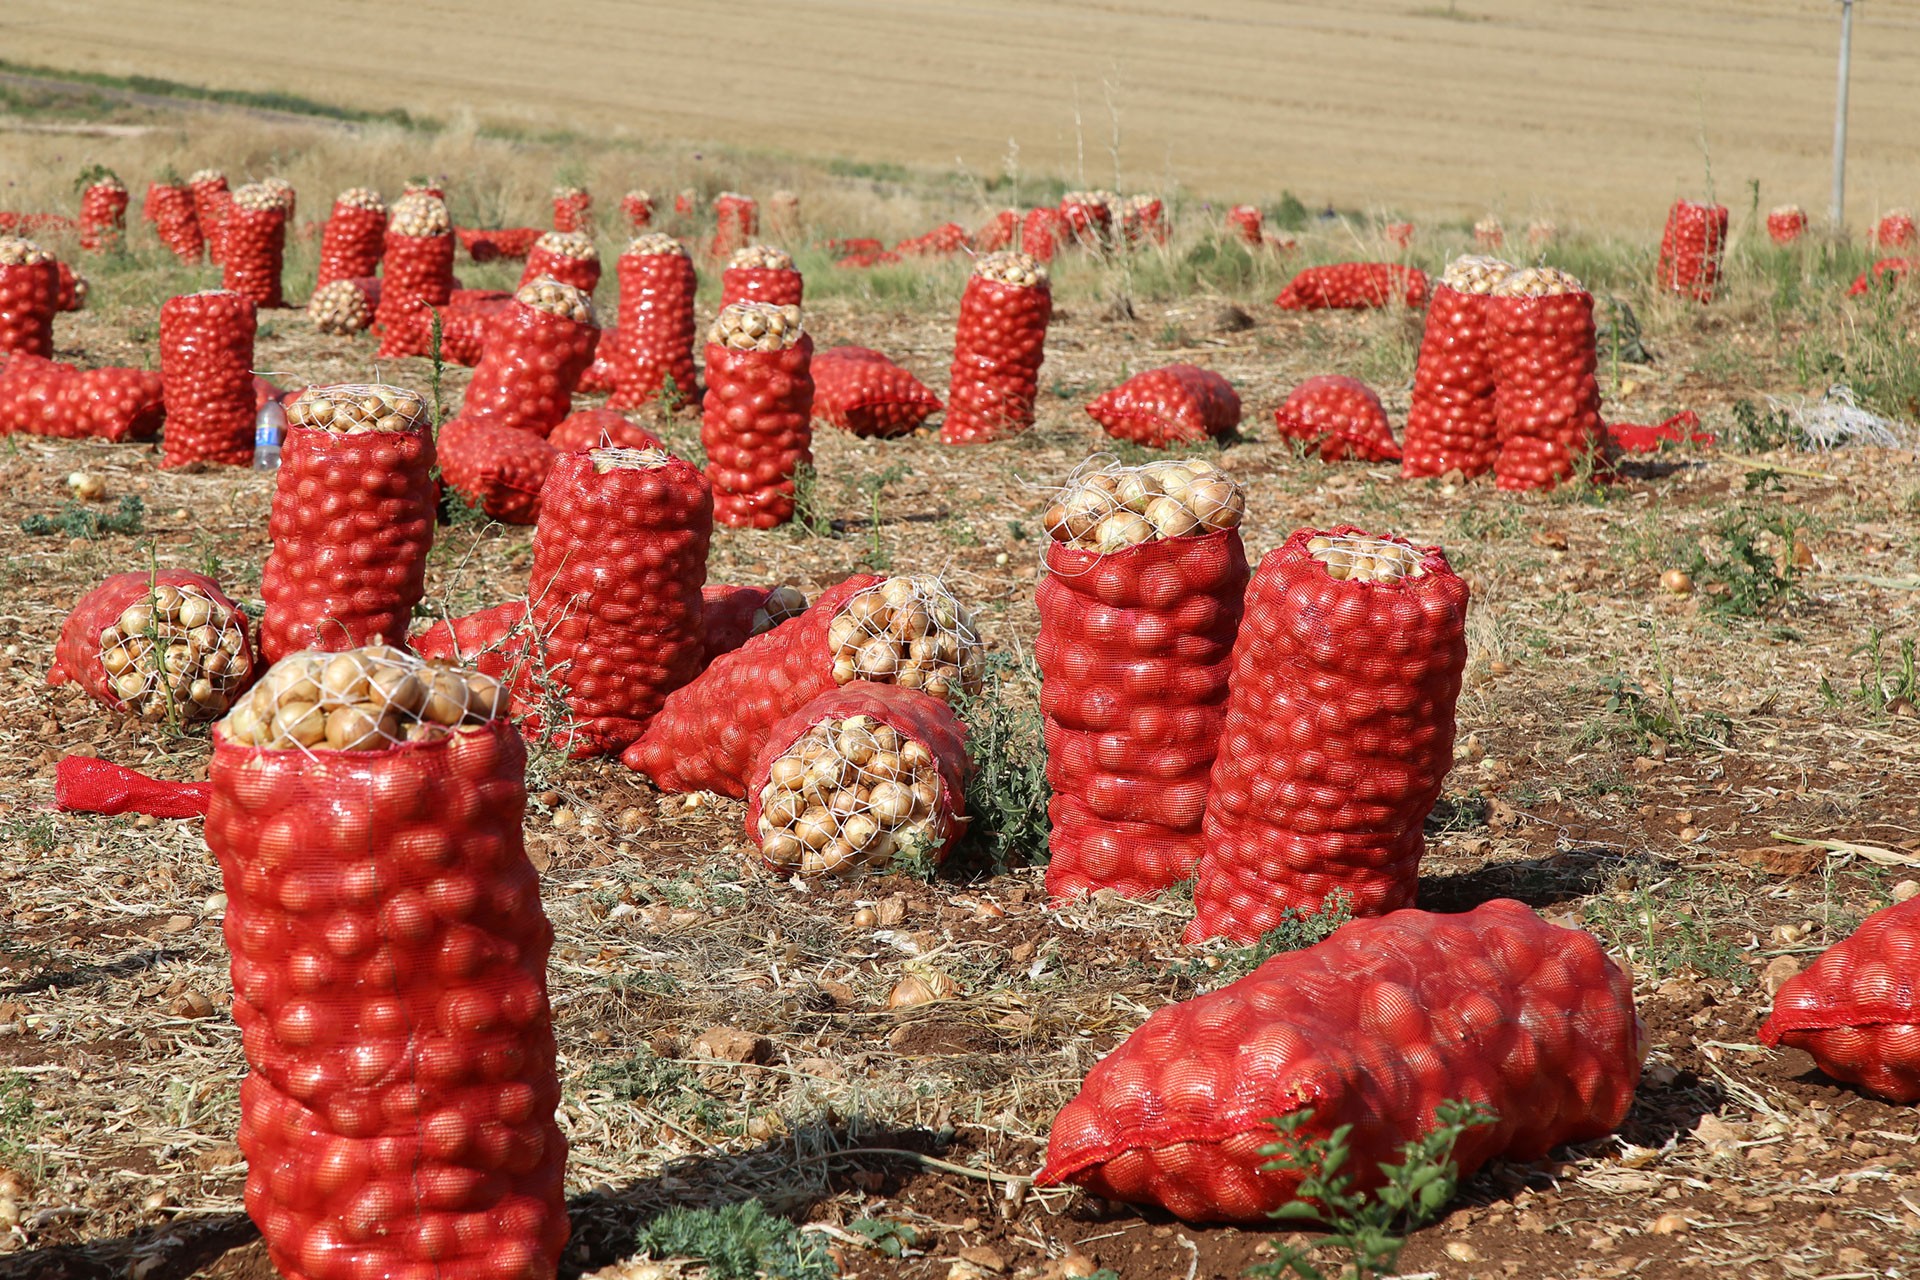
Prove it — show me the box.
[1682,504,1806,617]
[855,463,912,569]
[20,494,144,539]
[789,463,836,539]
[1220,893,1353,978]
[845,1218,918,1259]
[1589,669,1731,755]
[1727,399,1795,453]
[1849,628,1918,718]
[633,1201,835,1280]
[951,653,1051,874]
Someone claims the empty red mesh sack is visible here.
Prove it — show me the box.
[552,185,592,233]
[607,236,699,411]
[1605,411,1714,454]
[621,190,654,231]
[1761,897,1920,1103]
[550,406,662,454]
[460,282,598,437]
[1227,205,1263,245]
[812,346,943,439]
[189,171,231,262]
[207,713,568,1280]
[517,232,601,295]
[148,183,205,262]
[698,583,810,668]
[221,186,290,309]
[1400,257,1511,480]
[1655,200,1728,302]
[56,755,211,819]
[1020,207,1064,262]
[522,448,711,755]
[710,192,759,259]
[719,246,803,308]
[0,239,60,357]
[972,210,1019,253]
[79,174,130,252]
[702,304,814,528]
[1275,263,1428,311]
[49,569,261,723]
[1274,375,1400,463]
[1484,269,1606,492]
[161,290,257,469]
[316,189,386,289]
[1874,209,1916,250]
[1850,257,1914,296]
[375,196,457,359]
[1187,527,1468,944]
[437,414,558,524]
[1085,365,1241,448]
[1766,204,1807,246]
[259,386,436,661]
[1039,899,1642,1223]
[943,252,1051,445]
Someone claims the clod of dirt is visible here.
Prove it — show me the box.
[690,1025,772,1064]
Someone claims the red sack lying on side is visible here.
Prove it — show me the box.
[0,354,164,441]
[1849,258,1913,296]
[437,414,558,524]
[1038,900,1643,1224]
[456,226,541,262]
[1273,375,1400,462]
[1605,411,1714,454]
[412,601,530,685]
[48,570,261,725]
[1085,365,1241,448]
[550,407,663,454]
[1275,263,1428,311]
[812,346,943,439]
[1761,897,1920,1103]
[56,755,211,818]
[699,583,810,668]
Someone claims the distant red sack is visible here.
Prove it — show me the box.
[1401,278,1500,480]
[1275,263,1427,311]
[456,226,541,262]
[1085,365,1240,448]
[54,260,87,313]
[1226,205,1263,245]
[1656,200,1728,303]
[971,212,1018,254]
[1873,209,1916,250]
[812,346,943,439]
[1605,411,1714,454]
[894,223,969,258]
[549,407,663,454]
[459,286,598,436]
[943,255,1052,445]
[1766,205,1807,246]
[437,414,558,523]
[1021,207,1064,262]
[1761,897,1920,1103]
[1849,258,1913,297]
[1273,375,1400,462]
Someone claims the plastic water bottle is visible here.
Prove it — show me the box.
[252,400,286,471]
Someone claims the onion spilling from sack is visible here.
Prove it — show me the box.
[221,645,508,751]
[1044,458,1244,551]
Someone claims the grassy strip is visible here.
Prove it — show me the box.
[0,57,429,128]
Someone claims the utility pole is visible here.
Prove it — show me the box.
[1831,0,1855,231]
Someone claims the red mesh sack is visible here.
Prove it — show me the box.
[673,189,696,219]
[1383,221,1415,248]
[550,406,663,454]
[1085,365,1241,448]
[56,755,211,819]
[624,574,981,797]
[189,170,231,262]
[316,189,387,289]
[1059,192,1114,250]
[375,196,457,359]
[1483,268,1606,492]
[1874,209,1916,250]
[744,683,970,876]
[8,359,166,441]
[702,303,814,529]
[893,223,969,259]
[205,658,567,1280]
[1655,200,1728,302]
[1020,207,1064,262]
[522,447,711,755]
[575,327,614,394]
[1038,900,1643,1224]
[0,238,60,357]
[221,185,290,309]
[1227,205,1263,245]
[621,190,654,231]
[48,569,261,724]
[161,289,258,469]
[0,352,69,436]
[456,226,541,263]
[1187,528,1468,944]
[552,185,592,233]
[607,236,699,411]
[437,414,558,524]
[1761,897,1920,1103]
[1766,204,1807,246]
[720,245,803,308]
[1605,411,1714,454]
[79,174,130,252]
[1850,257,1914,296]
[435,290,512,367]
[812,346,943,439]
[55,259,88,313]
[307,277,382,337]
[698,583,810,668]
[412,602,529,685]
[259,386,436,662]
[148,183,205,262]
[972,210,1019,253]
[710,192,759,259]
[1275,263,1428,311]
[943,252,1052,445]
[1119,195,1168,247]
[1274,375,1400,463]
[838,250,901,269]
[824,237,885,258]
[517,231,601,295]
[459,281,598,436]
[1037,460,1249,900]
[1400,256,1511,480]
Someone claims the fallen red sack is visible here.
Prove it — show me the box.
[1484,268,1606,491]
[1383,221,1415,247]
[550,406,663,454]
[1656,200,1728,302]
[437,414,558,523]
[607,235,700,411]
[1274,375,1400,462]
[838,250,901,269]
[412,601,530,685]
[0,354,165,441]
[702,303,814,528]
[315,188,386,288]
[812,346,943,439]
[374,195,457,358]
[459,281,598,436]
[719,245,803,308]
[1605,411,1714,454]
[1766,204,1807,246]
[1275,263,1428,311]
[1038,899,1642,1223]
[1400,256,1511,480]
[56,755,211,818]
[943,252,1052,445]
[699,583,810,668]
[518,231,602,295]
[1849,257,1913,296]
[456,226,541,262]
[894,223,969,258]
[49,570,261,725]
[221,184,290,309]
[161,290,257,468]
[1187,528,1468,943]
[1761,897,1920,1103]
[1085,365,1240,448]
[0,237,61,357]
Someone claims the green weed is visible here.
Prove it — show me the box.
[634,1201,835,1280]
[1682,504,1806,617]
[950,654,1051,875]
[20,495,145,539]
[789,464,837,539]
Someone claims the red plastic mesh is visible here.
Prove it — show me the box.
[56,754,211,818]
[222,204,289,309]
[972,211,1019,254]
[79,182,129,252]
[1384,221,1415,248]
[1766,206,1807,246]
[206,720,569,1280]
[1227,206,1264,245]
[702,336,816,529]
[258,417,436,662]
[1484,290,1605,491]
[1273,375,1400,463]
[161,290,257,469]
[1849,257,1913,297]
[1020,208,1063,262]
[720,265,804,309]
[1760,897,1920,1103]
[710,195,759,259]
[0,257,59,357]
[460,298,598,437]
[316,203,386,289]
[606,250,699,411]
[1086,365,1241,448]
[190,175,231,262]
[456,227,541,263]
[517,242,601,295]
[942,275,1051,445]
[1401,284,1497,479]
[836,250,901,270]
[412,603,529,686]
[552,188,592,233]
[437,415,558,524]
[699,584,773,668]
[1120,198,1168,247]
[1275,263,1428,311]
[1038,899,1642,1224]
[812,346,943,439]
[575,328,614,394]
[1059,198,1113,249]
[55,259,86,313]
[433,291,512,368]
[1655,200,1728,302]
[374,230,457,359]
[893,223,969,259]
[621,193,654,231]
[49,569,261,713]
[1186,527,1468,944]
[1874,211,1916,250]
[549,407,663,454]
[1038,527,1248,901]
[0,354,163,441]
[148,184,205,262]
[1605,411,1714,454]
[623,574,883,797]
[0,352,67,435]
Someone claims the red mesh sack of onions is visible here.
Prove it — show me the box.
[460,280,598,436]
[1020,207,1064,262]
[374,194,457,359]
[1400,255,1511,480]
[550,406,662,453]
[189,170,231,262]
[1473,214,1504,249]
[551,184,592,233]
[621,189,654,231]
[307,277,381,338]
[1119,195,1167,247]
[1383,221,1414,247]
[222,183,291,309]
[1085,365,1240,448]
[1274,375,1400,463]
[0,354,163,441]
[702,302,814,528]
[1038,899,1642,1224]
[0,237,61,357]
[746,683,969,878]
[259,385,436,663]
[161,289,257,469]
[1484,267,1606,492]
[78,170,129,252]
[434,289,513,367]
[894,223,969,259]
[1275,263,1428,311]
[1038,459,1248,901]
[812,346,943,439]
[55,260,88,313]
[699,584,810,668]
[719,244,803,308]
[1059,191,1115,249]
[206,646,568,1280]
[315,188,386,289]
[1761,897,1920,1103]
[49,570,261,725]
[1849,258,1914,297]
[606,234,699,411]
[1874,208,1916,250]
[456,226,541,263]
[1767,204,1808,246]
[623,574,983,798]
[972,210,1019,253]
[575,327,615,394]
[1226,205,1263,245]
[437,414,558,524]
[517,231,601,295]
[1186,528,1469,944]
[943,251,1051,445]
[710,191,759,259]
[0,352,68,435]
[1655,200,1728,302]
[411,603,531,687]
[148,182,204,262]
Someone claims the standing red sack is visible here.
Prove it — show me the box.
[1873,208,1916,250]
[811,346,943,439]
[460,280,598,437]
[258,386,436,662]
[1656,199,1728,302]
[720,244,803,308]
[606,233,699,411]
[710,191,758,259]
[1761,897,1920,1103]
[434,289,513,367]
[621,189,654,231]
[702,302,814,528]
[189,169,231,263]
[1120,194,1167,246]
[1020,207,1064,262]
[1085,365,1240,448]
[49,569,260,725]
[1037,460,1248,900]
[315,187,387,289]
[943,251,1051,445]
[222,183,291,309]
[1484,266,1606,491]
[552,184,592,232]
[1273,375,1400,463]
[1767,204,1808,245]
[1187,528,1468,944]
[148,181,204,262]
[0,237,60,357]
[161,289,257,469]
[55,260,88,313]
[374,194,457,359]
[1059,191,1114,249]
[518,231,601,295]
[1226,205,1263,246]
[1400,255,1512,480]
[78,169,130,252]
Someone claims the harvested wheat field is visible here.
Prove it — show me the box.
[1,50,1919,1280]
